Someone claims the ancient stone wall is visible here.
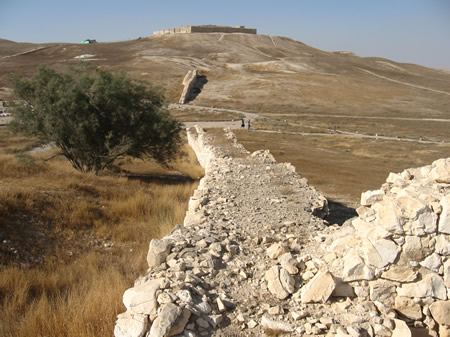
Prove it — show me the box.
[153,25,257,36]
[179,70,198,104]
[114,126,449,337]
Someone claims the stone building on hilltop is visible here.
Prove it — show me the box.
[153,25,257,36]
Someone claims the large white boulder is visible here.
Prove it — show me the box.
[123,278,166,316]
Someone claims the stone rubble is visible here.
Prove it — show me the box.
[115,126,449,337]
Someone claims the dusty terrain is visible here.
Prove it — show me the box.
[1,33,449,204]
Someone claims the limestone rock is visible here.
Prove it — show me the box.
[430,158,450,183]
[148,239,172,268]
[361,189,384,206]
[342,250,374,282]
[397,272,447,300]
[374,199,404,235]
[394,296,422,320]
[403,207,438,236]
[439,195,450,234]
[114,312,148,337]
[278,252,299,274]
[260,316,294,332]
[329,235,361,254]
[397,195,428,219]
[266,243,288,259]
[311,195,329,218]
[391,319,411,337]
[301,270,336,303]
[279,267,295,294]
[361,237,400,269]
[123,278,166,316]
[183,211,205,227]
[332,278,355,297]
[435,234,450,255]
[386,172,405,185]
[381,265,418,282]
[216,298,226,313]
[444,259,450,288]
[420,253,442,273]
[177,289,193,306]
[265,266,294,299]
[369,280,396,306]
[429,300,450,325]
[149,303,191,337]
[401,236,433,262]
[439,325,450,337]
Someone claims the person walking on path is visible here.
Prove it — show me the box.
[241,119,245,128]
[247,119,251,130]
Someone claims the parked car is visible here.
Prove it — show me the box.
[81,39,97,44]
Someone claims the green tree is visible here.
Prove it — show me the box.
[10,65,182,173]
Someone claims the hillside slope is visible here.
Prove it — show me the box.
[1,33,449,119]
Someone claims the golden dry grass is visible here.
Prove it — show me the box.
[0,127,203,337]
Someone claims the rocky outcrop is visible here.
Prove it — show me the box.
[115,125,449,337]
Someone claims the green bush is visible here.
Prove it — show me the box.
[10,65,182,174]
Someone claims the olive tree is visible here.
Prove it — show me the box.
[10,65,182,173]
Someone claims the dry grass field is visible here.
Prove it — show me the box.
[0,127,203,337]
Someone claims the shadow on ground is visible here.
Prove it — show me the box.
[126,174,198,185]
[185,75,208,104]
[326,200,358,226]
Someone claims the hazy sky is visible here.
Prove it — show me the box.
[1,0,449,68]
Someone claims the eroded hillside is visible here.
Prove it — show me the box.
[1,33,449,119]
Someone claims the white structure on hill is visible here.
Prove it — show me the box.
[153,25,257,36]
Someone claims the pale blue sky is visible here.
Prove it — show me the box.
[1,0,449,68]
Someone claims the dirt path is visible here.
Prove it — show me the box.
[359,68,450,96]
[266,113,450,123]
[180,104,450,145]
[1,46,52,59]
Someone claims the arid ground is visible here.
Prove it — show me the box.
[1,32,448,207]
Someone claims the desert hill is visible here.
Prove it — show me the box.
[1,33,449,119]
[1,33,449,206]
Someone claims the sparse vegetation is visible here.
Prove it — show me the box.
[10,65,182,174]
[0,127,203,337]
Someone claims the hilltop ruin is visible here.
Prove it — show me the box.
[153,25,257,36]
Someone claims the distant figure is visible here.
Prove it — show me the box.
[333,125,337,133]
[241,119,245,128]
[247,119,251,130]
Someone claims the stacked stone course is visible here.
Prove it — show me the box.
[114,126,449,337]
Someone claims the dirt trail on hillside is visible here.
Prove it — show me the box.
[359,68,450,96]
